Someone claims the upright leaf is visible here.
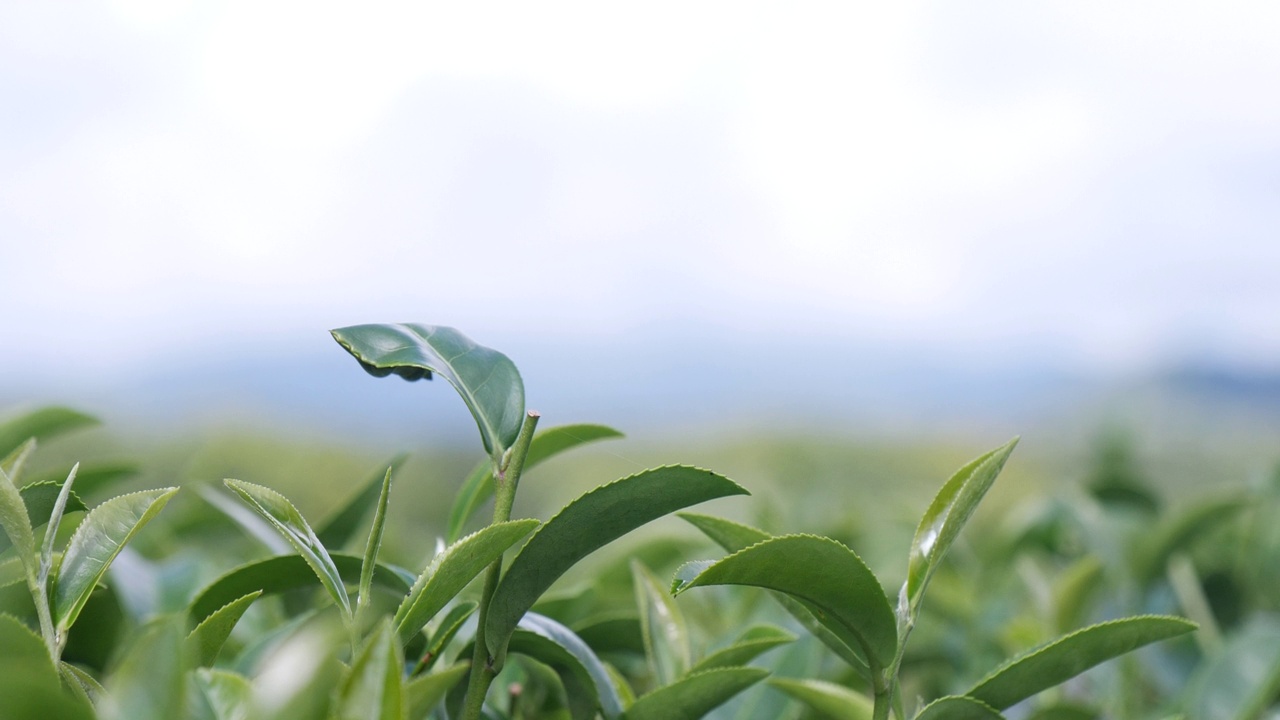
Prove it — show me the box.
[52,488,178,632]
[623,667,768,720]
[38,464,79,592]
[0,465,38,583]
[414,601,476,674]
[357,468,394,621]
[485,466,748,660]
[187,590,263,666]
[965,615,1196,710]
[905,439,1018,617]
[102,615,190,720]
[336,620,404,720]
[0,614,94,720]
[633,560,690,686]
[0,407,97,459]
[1,438,36,484]
[0,479,88,563]
[224,480,350,616]
[332,324,525,465]
[1182,617,1280,720]
[317,455,409,550]
[767,678,873,720]
[689,625,794,675]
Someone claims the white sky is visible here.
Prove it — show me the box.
[4,1,1280,381]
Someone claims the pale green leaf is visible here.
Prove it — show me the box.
[187,590,263,667]
[689,625,794,674]
[406,661,469,719]
[0,614,94,720]
[633,560,690,687]
[316,455,409,551]
[623,667,768,720]
[0,480,88,556]
[102,615,190,720]
[0,407,97,459]
[1,438,36,484]
[196,669,253,720]
[915,696,1006,720]
[29,463,139,500]
[767,678,873,720]
[413,601,476,674]
[0,465,38,584]
[336,620,404,720]
[1183,617,1280,720]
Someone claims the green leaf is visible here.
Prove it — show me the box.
[414,601,476,674]
[1183,617,1280,720]
[633,560,690,687]
[188,553,413,627]
[0,480,89,556]
[195,669,253,720]
[906,439,1018,618]
[316,455,409,550]
[103,615,190,720]
[357,467,394,621]
[186,590,263,667]
[336,620,404,720]
[406,661,470,719]
[53,487,178,633]
[445,423,624,544]
[679,513,867,672]
[247,620,344,720]
[510,612,625,720]
[672,534,897,672]
[766,678,873,720]
[1052,556,1103,635]
[1024,703,1099,720]
[0,407,97,459]
[0,465,38,584]
[0,614,94,720]
[29,462,139,499]
[485,466,748,660]
[965,615,1196,710]
[1133,497,1248,584]
[573,613,645,655]
[393,519,539,644]
[331,323,525,464]
[1,438,36,484]
[623,667,768,720]
[60,661,106,707]
[688,625,794,674]
[38,464,79,596]
[198,485,291,555]
[224,479,350,616]
[915,696,1007,720]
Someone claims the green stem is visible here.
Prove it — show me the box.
[30,575,58,660]
[460,411,540,720]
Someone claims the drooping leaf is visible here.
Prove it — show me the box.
[485,466,748,660]
[52,487,178,633]
[1183,617,1280,720]
[29,462,139,499]
[446,423,624,544]
[633,560,690,687]
[906,439,1019,617]
[331,323,525,464]
[187,590,263,667]
[623,667,768,720]
[316,456,409,551]
[102,615,190,720]
[965,615,1196,710]
[689,625,794,674]
[915,696,1007,720]
[198,485,291,555]
[336,620,404,720]
[672,534,896,672]
[406,661,470,719]
[394,519,539,644]
[0,407,97,459]
[195,669,253,720]
[766,678,873,720]
[188,553,413,627]
[224,479,350,616]
[509,612,624,720]
[357,468,394,621]
[0,465,38,583]
[0,614,94,720]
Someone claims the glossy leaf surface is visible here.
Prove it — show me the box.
[53,487,178,632]
[689,625,794,674]
[510,612,624,720]
[224,479,350,615]
[906,439,1018,616]
[673,534,896,670]
[317,455,408,550]
[187,590,262,666]
[394,519,539,643]
[966,615,1196,709]
[623,667,768,720]
[767,678,873,720]
[0,406,97,458]
[915,696,1007,720]
[332,323,524,463]
[336,620,404,720]
[486,466,748,659]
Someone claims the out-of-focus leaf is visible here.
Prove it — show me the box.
[446,423,624,544]
[622,667,768,720]
[689,625,794,674]
[247,621,344,720]
[188,553,413,626]
[29,463,139,499]
[196,669,253,720]
[52,488,178,633]
[915,696,1007,720]
[0,407,97,459]
[1183,617,1280,720]
[1052,556,1104,635]
[965,616,1196,710]
[1024,703,1099,720]
[224,480,349,616]
[336,620,404,720]
[906,439,1018,618]
[198,485,291,555]
[633,560,690,687]
[1134,498,1248,584]
[357,468,394,621]
[486,466,747,661]
[187,590,262,667]
[0,615,94,720]
[406,661,469,719]
[1,438,36,484]
[766,678,873,720]
[673,534,896,672]
[510,612,624,720]
[102,615,190,720]
[413,601,476,674]
[331,323,525,465]
[0,464,38,583]
[394,519,538,644]
[316,456,408,551]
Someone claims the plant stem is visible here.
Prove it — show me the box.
[30,575,58,660]
[461,411,540,720]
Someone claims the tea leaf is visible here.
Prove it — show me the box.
[915,696,1007,720]
[316,455,409,551]
[966,615,1196,709]
[672,534,897,672]
[767,678,873,720]
[633,560,690,686]
[224,479,350,616]
[0,479,88,556]
[394,519,539,644]
[414,601,476,674]
[102,615,190,720]
[0,614,94,720]
[406,661,470,719]
[53,487,178,633]
[336,620,404,720]
[446,423,624,544]
[357,468,394,621]
[510,612,624,720]
[689,625,794,674]
[906,439,1018,618]
[623,667,768,720]
[1,438,36,484]
[187,590,263,667]
[1182,617,1280,720]
[331,324,525,465]
[0,407,97,459]
[485,466,748,660]
[0,465,38,583]
[1134,497,1248,584]
[29,462,139,500]
[195,669,253,720]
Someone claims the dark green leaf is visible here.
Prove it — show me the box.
[331,324,525,464]
[394,519,539,644]
[29,463,139,499]
[53,487,178,633]
[20,481,88,525]
[485,466,748,660]
[633,560,690,686]
[316,456,409,550]
[406,661,470,719]
[689,625,794,674]
[510,612,624,720]
[59,661,106,707]
[966,615,1196,710]
[915,696,1007,720]
[766,678,873,720]
[336,620,404,720]
[623,667,768,720]
[0,407,97,459]
[672,534,896,672]
[187,590,262,667]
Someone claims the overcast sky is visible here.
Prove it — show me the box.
[4,2,1280,392]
